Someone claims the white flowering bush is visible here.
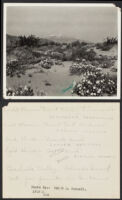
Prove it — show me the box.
[40,58,53,69]
[73,70,117,96]
[70,62,101,75]
[7,85,34,96]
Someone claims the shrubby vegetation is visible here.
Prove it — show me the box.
[6,34,117,97]
[70,61,101,75]
[7,35,117,63]
[7,60,26,77]
[72,67,117,96]
[105,37,117,45]
[96,37,117,51]
[19,35,40,47]
[7,85,47,96]
[7,85,34,96]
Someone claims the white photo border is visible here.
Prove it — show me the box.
[3,3,121,100]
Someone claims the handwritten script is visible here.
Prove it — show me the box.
[3,103,120,198]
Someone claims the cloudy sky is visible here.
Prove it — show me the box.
[6,4,118,42]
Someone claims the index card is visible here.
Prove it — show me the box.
[3,103,120,198]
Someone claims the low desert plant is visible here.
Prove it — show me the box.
[7,85,34,96]
[72,70,117,96]
[96,37,117,51]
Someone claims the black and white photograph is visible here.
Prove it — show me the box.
[3,3,121,99]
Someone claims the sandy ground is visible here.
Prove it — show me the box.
[6,45,117,96]
[7,61,82,96]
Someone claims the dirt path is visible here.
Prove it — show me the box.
[7,61,81,96]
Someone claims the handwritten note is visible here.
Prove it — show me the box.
[3,103,120,198]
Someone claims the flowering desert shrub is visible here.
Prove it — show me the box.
[7,85,34,96]
[72,70,117,96]
[40,58,53,69]
[70,62,101,75]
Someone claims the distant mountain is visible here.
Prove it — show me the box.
[46,35,78,43]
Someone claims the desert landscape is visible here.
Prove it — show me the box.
[5,5,119,97]
[6,34,117,96]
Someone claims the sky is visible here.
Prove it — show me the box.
[6,4,118,42]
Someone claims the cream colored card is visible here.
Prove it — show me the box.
[2,103,120,198]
